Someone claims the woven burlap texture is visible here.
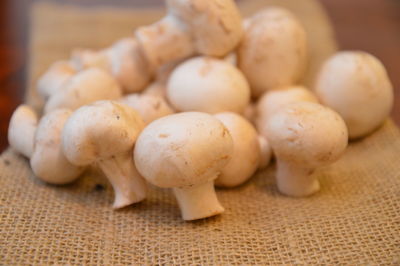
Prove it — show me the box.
[1,1,399,264]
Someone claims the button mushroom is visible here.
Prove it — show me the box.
[119,93,175,125]
[135,0,243,72]
[62,100,147,209]
[214,112,260,187]
[37,61,76,100]
[72,38,151,94]
[167,56,250,114]
[315,51,394,139]
[256,85,318,137]
[44,68,122,114]
[265,102,348,197]
[30,109,85,184]
[8,105,38,158]
[237,7,308,98]
[134,112,233,220]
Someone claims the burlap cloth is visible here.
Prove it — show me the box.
[1,1,399,264]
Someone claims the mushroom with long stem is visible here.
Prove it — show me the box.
[134,112,233,220]
[135,0,243,72]
[62,100,147,209]
[264,102,348,197]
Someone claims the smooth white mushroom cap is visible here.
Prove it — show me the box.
[256,85,318,135]
[238,7,308,98]
[315,51,394,139]
[167,56,250,114]
[134,112,233,188]
[214,112,260,187]
[30,109,84,184]
[44,68,122,113]
[120,93,175,124]
[168,0,243,57]
[37,61,76,100]
[62,101,144,166]
[8,105,38,158]
[108,38,151,93]
[266,102,348,168]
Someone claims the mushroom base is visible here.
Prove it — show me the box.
[173,181,224,221]
[98,152,147,209]
[276,160,320,197]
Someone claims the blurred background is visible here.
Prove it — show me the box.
[0,0,399,152]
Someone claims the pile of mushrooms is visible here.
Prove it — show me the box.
[8,0,394,221]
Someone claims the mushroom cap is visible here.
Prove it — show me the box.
[167,0,243,56]
[238,7,308,98]
[31,109,84,184]
[265,102,348,168]
[315,51,393,139]
[62,101,144,166]
[120,93,175,124]
[37,61,76,100]
[142,81,167,98]
[256,85,318,135]
[44,68,122,113]
[8,105,38,158]
[214,112,260,187]
[71,48,111,72]
[167,56,250,114]
[109,38,151,93]
[134,112,233,188]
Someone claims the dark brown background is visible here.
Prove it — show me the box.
[0,0,399,152]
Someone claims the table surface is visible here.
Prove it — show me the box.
[0,0,399,153]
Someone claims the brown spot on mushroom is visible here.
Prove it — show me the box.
[159,134,169,138]
[3,159,10,166]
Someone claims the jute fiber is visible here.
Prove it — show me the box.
[1,1,399,264]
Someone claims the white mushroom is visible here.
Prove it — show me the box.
[134,112,233,220]
[256,85,318,136]
[135,0,243,71]
[72,38,151,94]
[8,105,38,158]
[214,112,260,187]
[108,38,152,93]
[44,68,122,113]
[30,109,85,184]
[71,48,112,72]
[37,61,76,100]
[62,101,147,209]
[315,51,394,139]
[119,93,175,124]
[258,135,272,170]
[238,7,308,98]
[265,102,348,197]
[167,56,250,114]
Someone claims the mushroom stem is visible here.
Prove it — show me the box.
[276,160,320,197]
[173,181,224,221]
[136,15,193,71]
[97,151,147,209]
